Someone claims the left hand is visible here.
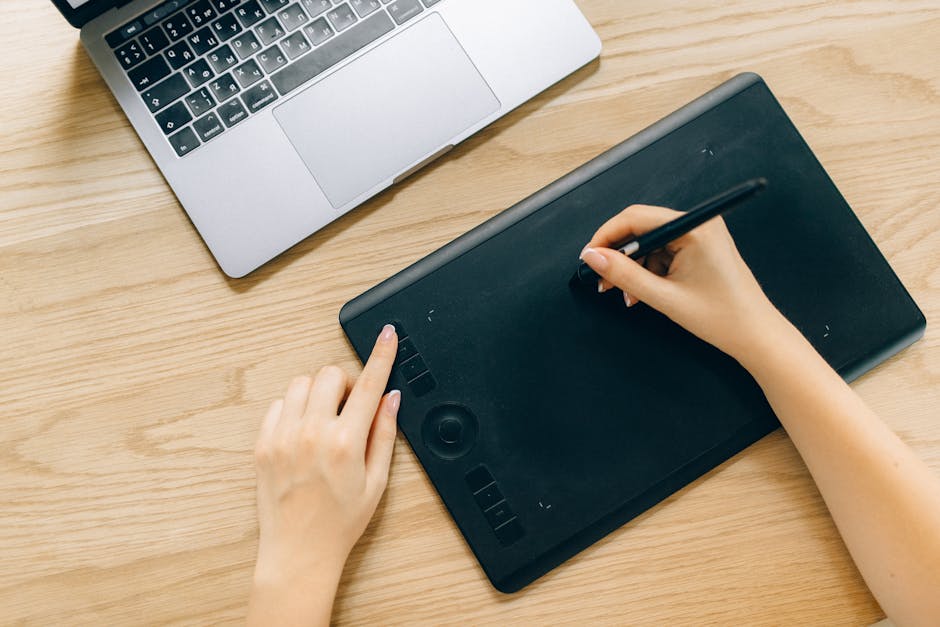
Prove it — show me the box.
[251,324,400,589]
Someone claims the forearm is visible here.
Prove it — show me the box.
[738,314,940,625]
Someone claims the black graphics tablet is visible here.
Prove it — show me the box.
[340,73,925,592]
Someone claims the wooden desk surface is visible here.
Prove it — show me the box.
[1,1,938,624]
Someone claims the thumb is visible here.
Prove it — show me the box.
[581,247,674,310]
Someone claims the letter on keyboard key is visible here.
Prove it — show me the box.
[218,99,249,127]
[241,80,279,113]
[155,101,193,135]
[193,112,225,142]
[350,0,381,18]
[141,73,190,113]
[128,55,171,91]
[387,0,423,25]
[271,11,394,95]
[303,17,334,46]
[326,4,357,32]
[301,0,331,18]
[168,126,200,157]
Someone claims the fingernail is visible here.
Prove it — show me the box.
[624,292,633,307]
[387,390,401,413]
[579,245,590,260]
[581,248,609,272]
[597,281,607,293]
[379,324,396,342]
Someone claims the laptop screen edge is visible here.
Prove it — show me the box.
[51,0,120,29]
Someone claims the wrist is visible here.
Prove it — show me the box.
[732,310,813,378]
[249,562,342,627]
[728,306,801,373]
[253,542,347,588]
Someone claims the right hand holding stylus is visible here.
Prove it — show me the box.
[580,204,783,361]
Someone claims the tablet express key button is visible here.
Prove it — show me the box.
[464,465,525,546]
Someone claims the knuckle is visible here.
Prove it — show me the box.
[372,472,389,493]
[317,364,347,386]
[329,431,355,460]
[253,442,272,465]
[357,370,380,390]
[289,375,313,391]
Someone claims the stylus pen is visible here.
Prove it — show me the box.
[576,177,768,286]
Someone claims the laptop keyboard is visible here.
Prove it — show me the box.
[106,0,444,157]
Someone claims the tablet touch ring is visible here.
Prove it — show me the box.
[422,404,478,460]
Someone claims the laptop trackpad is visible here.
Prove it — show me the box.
[273,14,500,208]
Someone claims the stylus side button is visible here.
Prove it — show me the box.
[494,518,524,546]
[409,372,436,397]
[465,466,493,493]
[400,355,428,382]
[474,483,502,511]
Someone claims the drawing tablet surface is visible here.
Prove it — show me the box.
[340,73,925,592]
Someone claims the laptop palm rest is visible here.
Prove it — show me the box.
[273,14,501,208]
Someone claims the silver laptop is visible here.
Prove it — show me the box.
[54,0,601,277]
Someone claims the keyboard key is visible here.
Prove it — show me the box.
[278,3,309,30]
[212,13,243,40]
[182,58,215,87]
[164,40,196,68]
[303,17,334,46]
[255,16,285,44]
[192,112,225,141]
[185,87,216,115]
[162,13,194,40]
[421,0,441,6]
[207,44,238,71]
[260,0,290,12]
[387,0,422,25]
[231,31,262,58]
[128,55,171,91]
[115,40,146,69]
[233,59,264,87]
[141,73,189,112]
[168,126,200,156]
[235,0,266,27]
[107,20,145,48]
[280,31,311,59]
[187,27,221,54]
[155,100,193,134]
[208,72,241,101]
[210,0,241,11]
[139,26,171,55]
[350,0,380,17]
[257,45,287,72]
[142,0,192,28]
[218,98,249,127]
[326,4,357,31]
[241,79,278,112]
[272,11,393,94]
[186,0,217,26]
[300,0,331,18]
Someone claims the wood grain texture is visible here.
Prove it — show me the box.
[1,0,938,624]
